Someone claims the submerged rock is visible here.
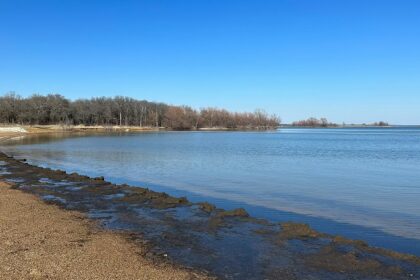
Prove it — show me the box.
[216,208,249,218]
[332,235,368,248]
[278,222,323,241]
[305,245,403,278]
[198,202,216,213]
[204,208,251,230]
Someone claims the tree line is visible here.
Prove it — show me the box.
[371,121,389,126]
[0,93,280,130]
[291,118,390,127]
[291,117,338,127]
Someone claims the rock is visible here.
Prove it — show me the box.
[217,208,249,218]
[198,202,216,213]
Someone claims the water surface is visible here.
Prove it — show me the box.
[2,127,420,255]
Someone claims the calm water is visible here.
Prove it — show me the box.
[2,128,420,255]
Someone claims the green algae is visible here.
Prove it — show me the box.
[278,222,324,241]
[197,202,216,213]
[204,208,251,230]
[216,208,249,218]
[332,235,368,248]
[114,188,190,209]
[305,245,403,277]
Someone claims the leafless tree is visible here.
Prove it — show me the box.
[0,93,280,129]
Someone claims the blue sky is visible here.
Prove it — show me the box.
[1,0,419,124]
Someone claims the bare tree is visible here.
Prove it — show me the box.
[0,93,281,129]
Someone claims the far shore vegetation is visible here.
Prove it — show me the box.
[0,93,391,131]
[290,117,390,128]
[0,93,280,130]
[291,117,339,128]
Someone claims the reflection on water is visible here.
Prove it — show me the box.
[2,128,420,254]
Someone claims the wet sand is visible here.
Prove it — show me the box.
[0,180,208,280]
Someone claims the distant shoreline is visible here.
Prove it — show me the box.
[281,124,420,128]
[0,124,279,137]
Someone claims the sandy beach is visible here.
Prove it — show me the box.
[0,180,208,280]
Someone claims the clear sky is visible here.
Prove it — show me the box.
[1,0,419,124]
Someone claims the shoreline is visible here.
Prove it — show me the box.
[1,124,415,144]
[0,124,279,135]
[0,152,419,279]
[0,179,209,279]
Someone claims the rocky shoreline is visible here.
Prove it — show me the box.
[0,152,419,279]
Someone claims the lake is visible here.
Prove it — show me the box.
[2,127,420,255]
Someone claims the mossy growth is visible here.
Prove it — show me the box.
[115,187,190,209]
[278,222,323,241]
[205,208,250,230]
[364,246,420,265]
[197,202,216,213]
[332,235,368,248]
[216,208,249,218]
[332,235,420,265]
[305,245,403,277]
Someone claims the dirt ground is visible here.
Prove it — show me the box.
[0,181,208,280]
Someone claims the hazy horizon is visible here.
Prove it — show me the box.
[1,0,419,124]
